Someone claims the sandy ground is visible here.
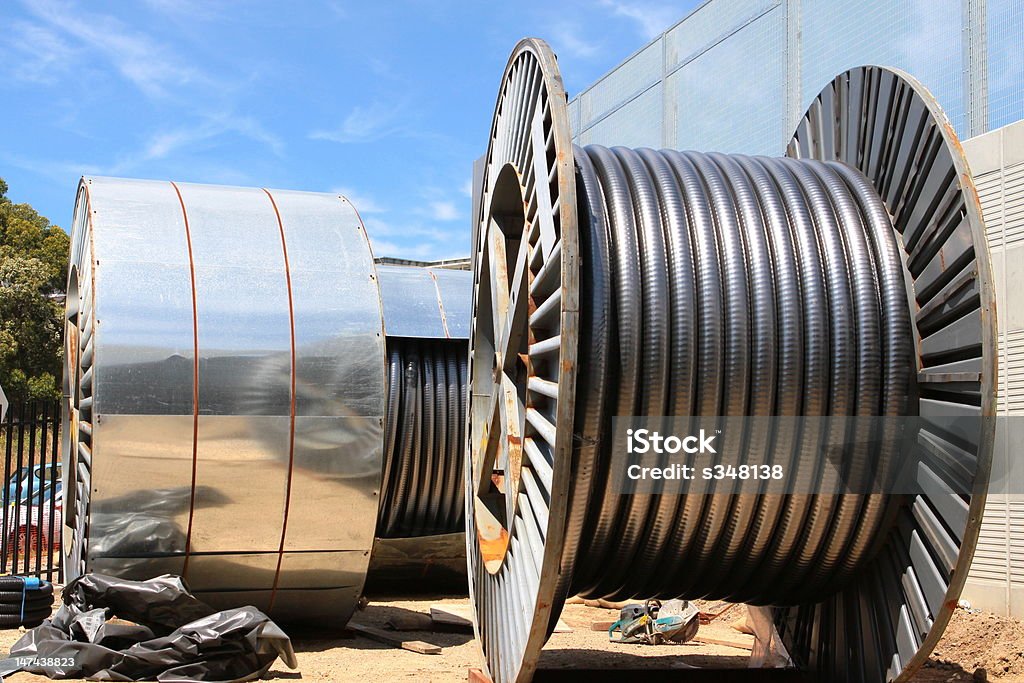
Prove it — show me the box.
[0,593,1021,682]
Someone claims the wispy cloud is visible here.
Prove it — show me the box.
[19,0,210,98]
[461,178,474,197]
[369,239,440,260]
[141,0,222,21]
[0,152,105,185]
[550,23,600,59]
[310,101,405,144]
[330,186,387,214]
[364,218,453,242]
[359,216,467,261]
[325,1,347,20]
[5,20,77,84]
[141,113,284,161]
[429,200,461,221]
[599,0,681,40]
[6,0,281,188]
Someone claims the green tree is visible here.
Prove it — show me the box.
[0,178,69,405]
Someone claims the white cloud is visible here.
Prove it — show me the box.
[20,0,211,99]
[141,0,221,21]
[368,239,439,260]
[599,0,681,40]
[461,178,474,197]
[5,20,77,84]
[357,215,469,261]
[429,201,461,222]
[310,102,402,144]
[141,113,284,162]
[326,1,347,19]
[550,23,599,59]
[0,153,105,184]
[330,186,386,214]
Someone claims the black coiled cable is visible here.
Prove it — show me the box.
[0,577,53,629]
[560,146,913,607]
[377,338,468,538]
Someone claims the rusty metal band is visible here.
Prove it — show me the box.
[168,180,201,581]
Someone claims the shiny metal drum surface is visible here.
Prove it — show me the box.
[373,265,471,550]
[63,177,386,626]
[377,264,472,339]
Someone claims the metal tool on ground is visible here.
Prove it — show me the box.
[608,599,700,645]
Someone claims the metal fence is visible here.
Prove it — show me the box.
[1,400,63,582]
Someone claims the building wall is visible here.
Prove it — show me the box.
[963,120,1024,619]
[568,0,1022,155]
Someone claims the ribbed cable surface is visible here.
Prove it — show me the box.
[560,145,913,606]
[377,338,467,538]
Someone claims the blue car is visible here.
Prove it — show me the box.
[3,464,62,508]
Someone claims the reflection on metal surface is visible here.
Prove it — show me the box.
[366,533,468,593]
[62,178,386,626]
[377,264,472,339]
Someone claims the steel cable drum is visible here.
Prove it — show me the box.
[465,38,996,682]
[62,177,387,627]
[375,264,470,539]
[367,264,472,589]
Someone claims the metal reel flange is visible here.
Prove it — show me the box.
[465,38,579,683]
[63,179,97,581]
[777,66,997,681]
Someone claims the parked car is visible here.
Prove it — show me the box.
[4,478,62,561]
[3,463,62,508]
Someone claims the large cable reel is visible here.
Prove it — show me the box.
[62,178,471,626]
[466,38,996,682]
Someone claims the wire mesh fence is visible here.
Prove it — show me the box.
[0,400,63,582]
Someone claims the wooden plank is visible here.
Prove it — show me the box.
[693,633,754,651]
[590,620,616,632]
[386,611,433,631]
[699,601,738,624]
[349,622,441,655]
[468,668,493,683]
[433,603,572,633]
[431,604,474,628]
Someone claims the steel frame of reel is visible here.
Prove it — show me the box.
[466,38,996,682]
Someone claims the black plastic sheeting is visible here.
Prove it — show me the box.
[0,574,297,681]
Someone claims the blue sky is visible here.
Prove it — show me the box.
[0,0,697,260]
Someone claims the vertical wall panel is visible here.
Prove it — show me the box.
[963,121,1024,618]
[567,0,1018,152]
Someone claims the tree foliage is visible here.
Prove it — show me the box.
[0,178,69,404]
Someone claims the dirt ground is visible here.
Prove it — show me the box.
[0,593,1021,682]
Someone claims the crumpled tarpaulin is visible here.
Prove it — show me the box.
[0,573,298,681]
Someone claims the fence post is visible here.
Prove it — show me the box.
[0,400,65,579]
[12,402,26,572]
[23,400,37,575]
[1,406,12,573]
[49,400,60,583]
